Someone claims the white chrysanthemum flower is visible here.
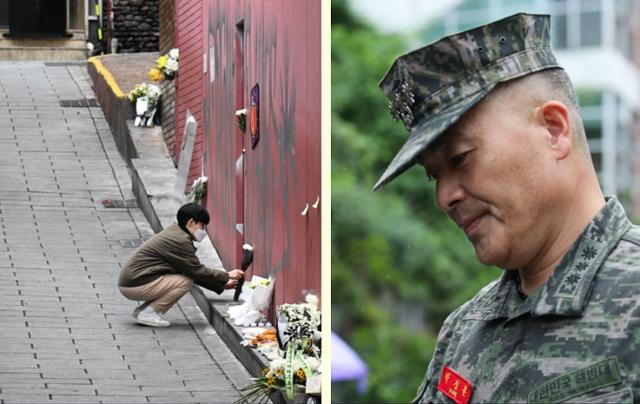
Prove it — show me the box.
[304,357,320,372]
[147,84,161,100]
[169,48,179,60]
[269,358,286,372]
[165,58,179,73]
[305,294,319,308]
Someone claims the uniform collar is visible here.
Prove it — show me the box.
[531,196,631,317]
[465,196,631,321]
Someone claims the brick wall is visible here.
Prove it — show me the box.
[158,0,175,54]
[174,0,204,188]
[159,0,176,162]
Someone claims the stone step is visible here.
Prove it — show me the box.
[0,33,86,48]
[0,40,86,48]
[0,31,88,61]
[0,47,87,61]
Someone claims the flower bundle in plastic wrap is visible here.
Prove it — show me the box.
[149,48,179,82]
[128,83,161,127]
[228,275,274,327]
[186,176,208,203]
[237,293,321,402]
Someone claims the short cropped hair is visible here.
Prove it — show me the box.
[176,203,210,230]
[495,68,590,158]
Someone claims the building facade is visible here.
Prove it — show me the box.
[202,0,321,308]
[164,0,322,308]
[0,0,94,60]
[173,0,205,185]
[423,0,640,217]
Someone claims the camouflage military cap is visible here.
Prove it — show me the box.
[373,13,562,191]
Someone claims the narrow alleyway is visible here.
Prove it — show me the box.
[0,62,250,403]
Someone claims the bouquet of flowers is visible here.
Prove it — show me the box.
[237,294,321,402]
[238,356,320,403]
[229,275,274,326]
[149,48,179,81]
[128,83,161,127]
[128,83,148,103]
[186,176,208,202]
[278,294,321,348]
[235,108,247,132]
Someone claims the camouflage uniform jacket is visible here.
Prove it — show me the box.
[415,196,640,403]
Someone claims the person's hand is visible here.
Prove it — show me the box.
[224,269,244,289]
[228,269,244,280]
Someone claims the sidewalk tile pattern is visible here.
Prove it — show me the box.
[0,62,250,404]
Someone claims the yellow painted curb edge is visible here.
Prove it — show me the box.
[88,56,126,99]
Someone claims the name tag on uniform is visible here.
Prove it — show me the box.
[528,357,621,403]
[437,365,473,404]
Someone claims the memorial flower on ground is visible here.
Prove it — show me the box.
[236,294,322,402]
[128,83,148,103]
[153,48,179,81]
[129,83,161,127]
[187,176,208,202]
[237,354,320,403]
[148,68,164,82]
[279,301,321,330]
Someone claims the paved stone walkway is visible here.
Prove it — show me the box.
[0,62,250,404]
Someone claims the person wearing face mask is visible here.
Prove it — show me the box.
[118,203,244,327]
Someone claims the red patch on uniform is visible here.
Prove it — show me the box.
[437,365,473,404]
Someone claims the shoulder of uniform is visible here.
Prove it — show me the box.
[475,276,503,299]
[606,224,640,270]
[620,223,640,247]
[597,224,640,287]
[438,276,502,331]
[464,276,503,312]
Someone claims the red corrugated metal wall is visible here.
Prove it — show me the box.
[175,0,204,188]
[203,0,321,308]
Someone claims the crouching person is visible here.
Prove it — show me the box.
[118,203,243,327]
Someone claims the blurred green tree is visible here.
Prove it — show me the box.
[331,0,501,402]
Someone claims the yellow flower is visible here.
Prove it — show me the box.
[156,55,168,69]
[149,68,164,82]
[262,367,269,376]
[267,375,276,386]
[296,369,306,381]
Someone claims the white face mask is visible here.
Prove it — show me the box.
[194,228,207,242]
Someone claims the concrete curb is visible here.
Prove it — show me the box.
[88,56,138,165]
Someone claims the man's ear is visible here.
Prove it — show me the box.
[534,101,572,160]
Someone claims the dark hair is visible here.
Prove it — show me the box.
[497,68,589,158]
[176,203,210,230]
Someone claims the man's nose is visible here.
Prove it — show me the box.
[436,176,466,212]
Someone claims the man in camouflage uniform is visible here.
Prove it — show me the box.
[375,13,640,403]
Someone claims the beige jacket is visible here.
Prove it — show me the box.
[118,223,229,293]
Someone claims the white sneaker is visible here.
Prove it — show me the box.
[132,302,150,319]
[136,310,170,327]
